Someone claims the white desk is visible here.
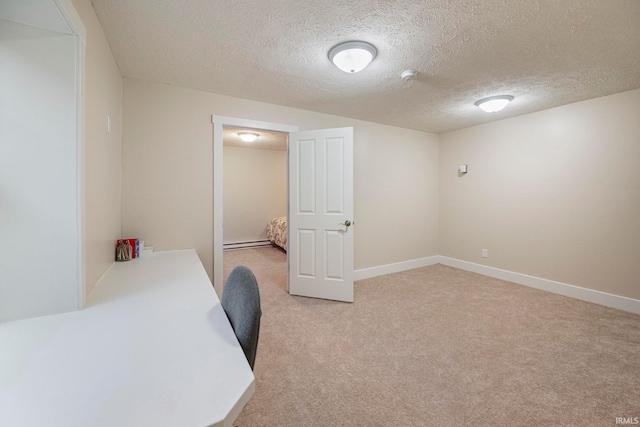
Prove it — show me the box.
[0,250,254,427]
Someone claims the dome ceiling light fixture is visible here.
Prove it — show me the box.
[475,95,514,113]
[238,132,259,142]
[328,41,377,73]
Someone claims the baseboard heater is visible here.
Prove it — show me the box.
[223,240,274,251]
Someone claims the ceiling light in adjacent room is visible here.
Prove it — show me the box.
[328,41,377,73]
[475,95,514,113]
[238,132,259,142]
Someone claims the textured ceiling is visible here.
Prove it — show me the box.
[92,0,640,133]
[223,128,287,151]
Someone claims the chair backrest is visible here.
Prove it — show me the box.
[221,266,262,370]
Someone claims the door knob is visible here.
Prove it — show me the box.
[339,220,351,227]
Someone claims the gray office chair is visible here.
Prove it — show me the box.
[221,266,262,370]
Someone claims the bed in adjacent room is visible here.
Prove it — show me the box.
[267,216,287,251]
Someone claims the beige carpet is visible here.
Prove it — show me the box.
[224,247,640,427]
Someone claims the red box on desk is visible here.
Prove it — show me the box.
[116,238,139,260]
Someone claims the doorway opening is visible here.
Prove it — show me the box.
[212,116,298,296]
[222,126,290,292]
[1,1,86,321]
[213,117,355,302]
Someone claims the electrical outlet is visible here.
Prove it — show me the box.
[482,249,488,258]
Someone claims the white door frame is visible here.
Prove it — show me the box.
[56,0,87,309]
[212,115,298,296]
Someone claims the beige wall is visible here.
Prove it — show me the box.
[223,146,287,244]
[71,0,123,297]
[122,77,440,280]
[439,89,640,300]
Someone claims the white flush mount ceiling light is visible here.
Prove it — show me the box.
[475,95,514,113]
[238,132,259,142]
[328,41,377,73]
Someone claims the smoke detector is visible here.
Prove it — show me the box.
[400,70,417,81]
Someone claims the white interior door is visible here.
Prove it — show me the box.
[288,127,354,302]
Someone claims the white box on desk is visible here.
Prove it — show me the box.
[140,247,153,258]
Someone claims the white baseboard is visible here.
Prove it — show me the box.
[354,256,439,281]
[223,240,272,250]
[438,256,640,315]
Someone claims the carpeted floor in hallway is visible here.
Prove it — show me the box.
[224,247,640,427]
